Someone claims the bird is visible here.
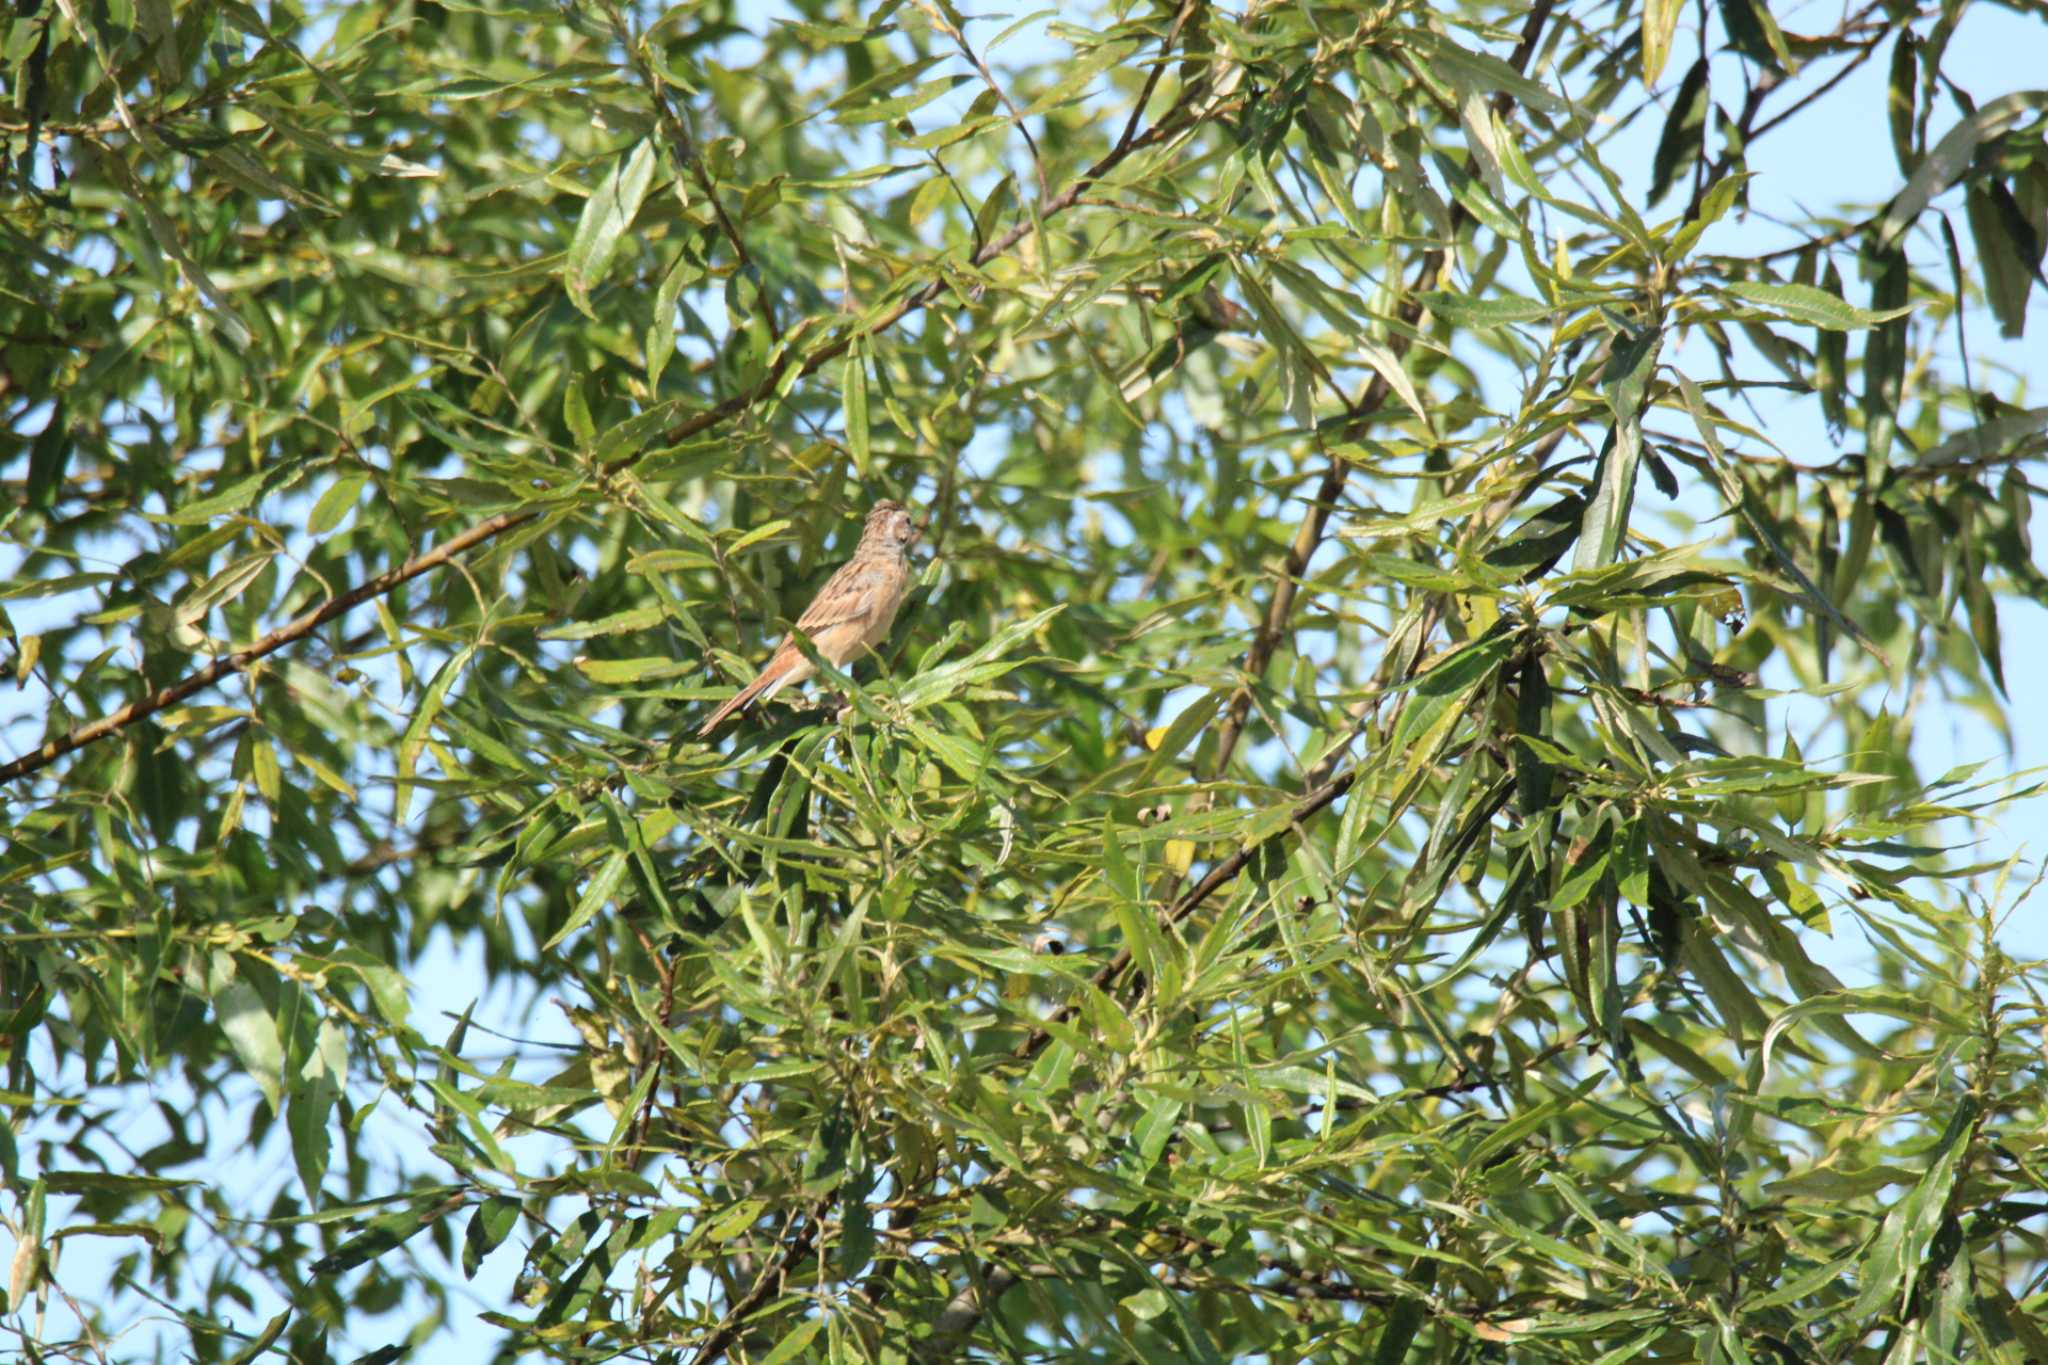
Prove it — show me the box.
[695,499,922,737]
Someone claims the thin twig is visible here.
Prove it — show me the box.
[599,0,779,343]
[915,0,1048,204]
[1113,0,1201,158]
[684,1202,825,1365]
[0,510,535,787]
[8,51,1229,787]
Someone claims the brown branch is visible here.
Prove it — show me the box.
[599,0,781,344]
[1681,1,1888,223]
[1012,768,1357,1059]
[915,0,1049,205]
[1112,0,1200,164]
[9,48,1232,789]
[1206,0,1557,787]
[0,510,534,787]
[1151,0,1558,921]
[685,1201,825,1365]
[625,917,679,1156]
[625,57,1227,471]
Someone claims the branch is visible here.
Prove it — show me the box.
[1204,0,1557,787]
[1012,768,1356,1060]
[7,55,1233,789]
[1154,0,1558,916]
[600,0,780,343]
[0,510,535,788]
[915,0,1049,204]
[623,67,1225,473]
[685,1202,825,1365]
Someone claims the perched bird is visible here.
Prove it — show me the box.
[695,499,922,737]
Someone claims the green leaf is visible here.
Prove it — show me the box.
[544,850,628,952]
[1877,91,2048,249]
[462,1197,521,1280]
[213,979,284,1114]
[566,139,658,314]
[1887,32,1918,175]
[1720,280,1917,330]
[646,246,700,391]
[1967,181,2042,340]
[1640,0,1684,86]
[1575,324,1662,571]
[395,643,477,823]
[757,1318,823,1365]
[1650,59,1709,205]
[836,74,974,125]
[288,1018,347,1203]
[308,472,368,535]
[1719,0,1791,70]
[900,604,1063,709]
[224,1312,291,1365]
[1391,631,1514,758]
[1415,290,1550,327]
[844,344,871,476]
[310,1199,446,1277]
[1847,1100,1979,1322]
[1021,39,1139,117]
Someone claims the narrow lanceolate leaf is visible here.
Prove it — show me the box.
[1358,340,1430,425]
[1391,630,1514,759]
[310,1197,452,1277]
[395,643,478,823]
[1967,181,2041,340]
[567,139,658,314]
[1415,291,1551,326]
[213,980,284,1114]
[1877,91,2048,248]
[544,850,628,951]
[1640,0,1685,86]
[1574,324,1662,571]
[1650,59,1709,205]
[1719,0,1791,69]
[646,246,699,391]
[1720,280,1917,330]
[1887,32,1918,174]
[461,1197,521,1281]
[844,345,871,476]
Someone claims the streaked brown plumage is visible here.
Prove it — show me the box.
[695,500,921,737]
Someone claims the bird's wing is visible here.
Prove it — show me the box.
[789,561,886,637]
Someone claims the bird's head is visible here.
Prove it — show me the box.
[866,499,922,553]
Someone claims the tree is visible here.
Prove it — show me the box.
[4,0,2047,1357]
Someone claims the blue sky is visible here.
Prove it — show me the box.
[5,1,2046,1357]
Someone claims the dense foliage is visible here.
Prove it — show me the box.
[4,0,2047,1359]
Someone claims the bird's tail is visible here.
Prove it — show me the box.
[695,660,790,738]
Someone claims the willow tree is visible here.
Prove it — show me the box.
[5,0,2047,1359]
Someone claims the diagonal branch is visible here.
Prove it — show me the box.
[1013,768,1357,1059]
[683,1201,825,1365]
[0,510,535,788]
[1205,0,1558,786]
[4,63,1235,789]
[914,0,1050,204]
